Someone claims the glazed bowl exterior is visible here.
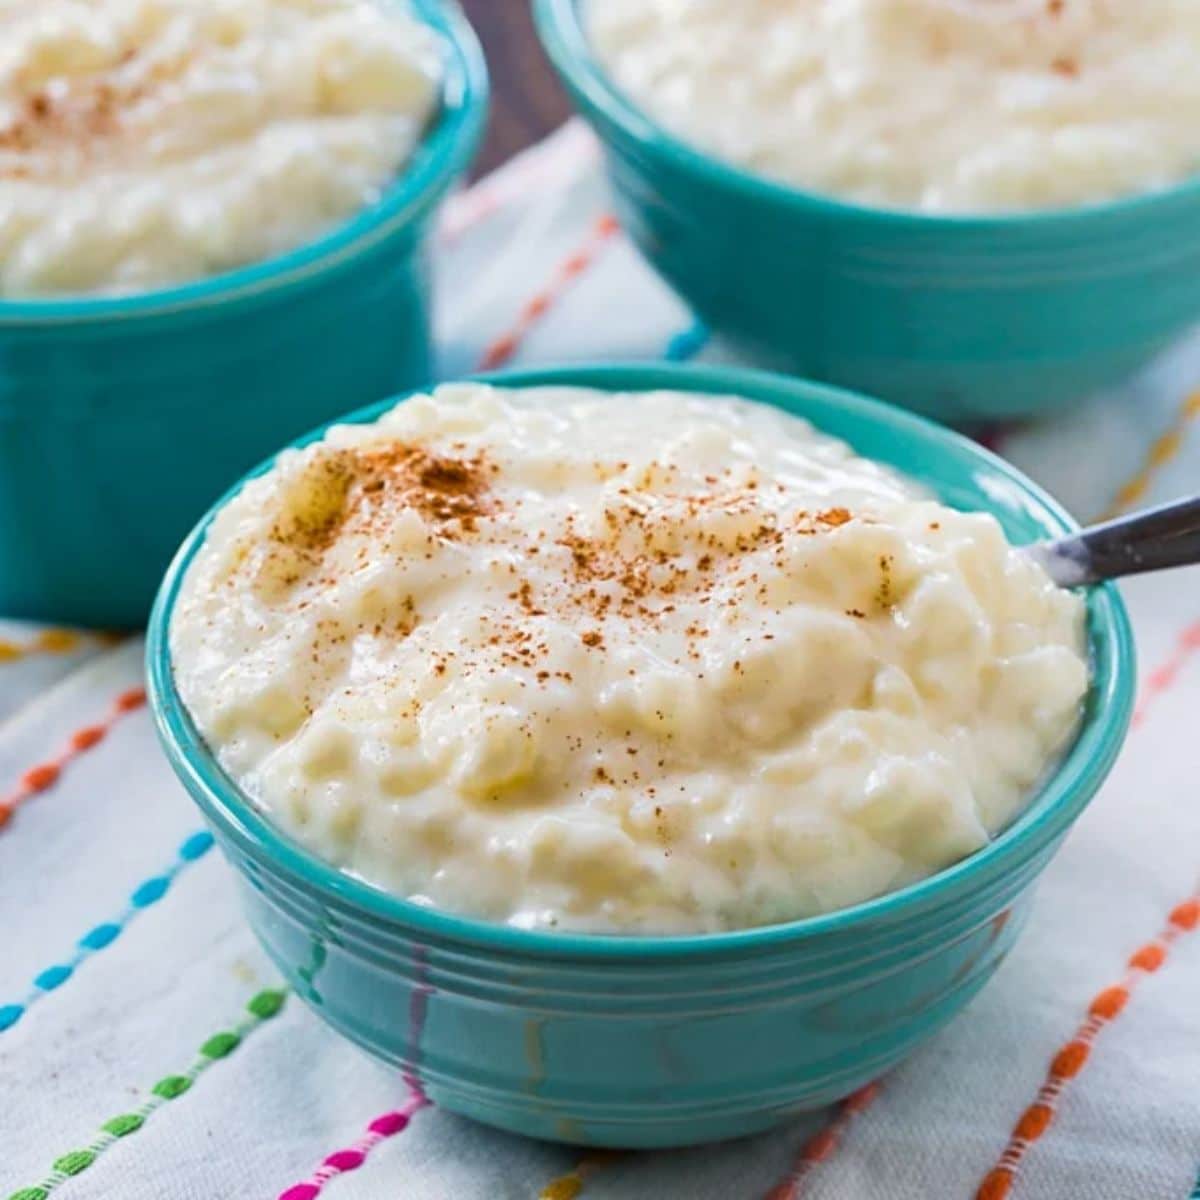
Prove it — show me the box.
[534,0,1200,424]
[0,0,487,628]
[147,363,1135,1149]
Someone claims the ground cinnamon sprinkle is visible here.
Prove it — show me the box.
[269,443,495,558]
[0,80,133,162]
[817,507,852,527]
[877,554,895,610]
[544,480,805,634]
[358,444,494,532]
[245,437,881,708]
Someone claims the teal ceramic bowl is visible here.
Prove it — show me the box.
[535,0,1200,424]
[147,363,1135,1149]
[0,0,486,629]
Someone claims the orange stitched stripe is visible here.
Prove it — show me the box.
[1013,1104,1053,1142]
[115,687,146,712]
[1099,390,1200,521]
[1132,620,1200,730]
[0,686,145,831]
[1050,1041,1089,1079]
[1128,943,1165,972]
[801,1127,839,1162]
[477,214,620,371]
[976,892,1200,1199]
[752,620,1199,1199]
[1088,985,1129,1020]
[770,621,1200,1198]
[978,1169,1015,1200]
[1172,898,1200,930]
[762,1081,882,1200]
[71,725,108,752]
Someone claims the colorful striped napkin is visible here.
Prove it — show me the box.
[3,123,1198,1200]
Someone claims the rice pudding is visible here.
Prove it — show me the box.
[170,384,1089,933]
[589,0,1200,213]
[0,0,441,295]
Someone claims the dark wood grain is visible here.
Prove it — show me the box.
[460,0,571,178]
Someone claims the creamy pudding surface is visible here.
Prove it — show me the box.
[0,0,441,296]
[171,385,1089,934]
[589,0,1200,213]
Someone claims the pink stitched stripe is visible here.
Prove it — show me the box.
[276,946,431,1200]
[762,1082,882,1200]
[276,1086,427,1200]
[403,944,431,1096]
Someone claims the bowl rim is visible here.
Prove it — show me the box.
[146,361,1136,961]
[0,0,488,326]
[533,0,1200,230]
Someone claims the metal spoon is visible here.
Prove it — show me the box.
[1027,495,1200,588]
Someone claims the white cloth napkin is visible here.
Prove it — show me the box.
[3,123,1199,1200]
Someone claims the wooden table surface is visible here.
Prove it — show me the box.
[459,1,571,177]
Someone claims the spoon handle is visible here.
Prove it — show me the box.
[1028,495,1200,588]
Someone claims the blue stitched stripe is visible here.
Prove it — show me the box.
[34,965,73,991]
[179,831,214,861]
[663,320,710,362]
[0,831,213,1034]
[130,876,171,908]
[79,923,121,951]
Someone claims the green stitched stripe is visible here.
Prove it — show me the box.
[7,989,287,1200]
